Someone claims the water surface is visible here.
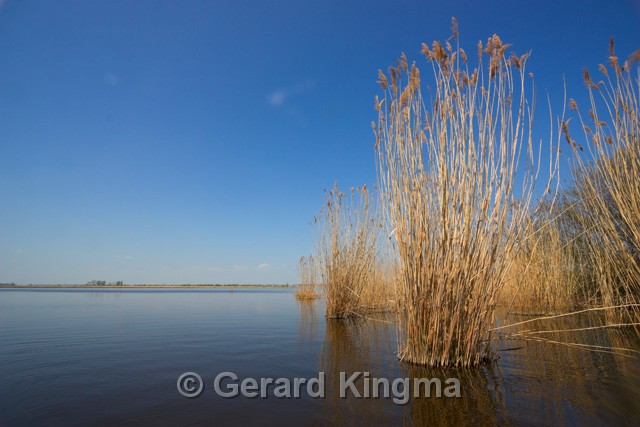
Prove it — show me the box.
[1,288,638,426]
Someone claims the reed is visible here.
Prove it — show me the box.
[316,183,379,318]
[374,21,556,367]
[295,286,321,300]
[500,194,595,313]
[564,41,640,322]
[295,255,321,300]
[357,260,397,313]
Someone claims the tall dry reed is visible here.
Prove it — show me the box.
[357,260,397,313]
[296,255,321,300]
[500,195,595,313]
[316,183,379,318]
[374,21,557,367]
[564,41,640,321]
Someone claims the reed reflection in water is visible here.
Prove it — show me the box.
[319,315,399,425]
[496,311,640,425]
[298,299,321,342]
[302,298,640,425]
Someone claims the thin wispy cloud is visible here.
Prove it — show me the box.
[267,79,316,107]
[257,263,271,270]
[268,90,286,106]
[104,73,120,86]
[191,265,224,272]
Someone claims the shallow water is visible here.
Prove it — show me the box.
[0,288,638,426]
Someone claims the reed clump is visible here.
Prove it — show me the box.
[564,41,640,321]
[357,260,397,313]
[374,21,556,367]
[500,194,595,313]
[316,182,379,318]
[295,255,321,300]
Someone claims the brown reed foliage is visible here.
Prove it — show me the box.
[295,287,321,300]
[357,260,397,313]
[316,182,379,318]
[500,194,596,313]
[565,40,640,322]
[374,21,557,367]
[295,255,321,300]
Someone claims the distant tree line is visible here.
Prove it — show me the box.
[86,280,124,286]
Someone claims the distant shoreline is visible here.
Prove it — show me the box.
[0,284,292,289]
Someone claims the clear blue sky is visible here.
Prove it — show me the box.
[1,0,639,284]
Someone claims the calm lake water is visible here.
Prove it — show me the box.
[1,288,639,426]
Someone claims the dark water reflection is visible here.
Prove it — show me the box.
[1,289,639,426]
[494,311,640,426]
[320,317,399,425]
[319,317,505,426]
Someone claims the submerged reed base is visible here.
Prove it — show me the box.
[295,285,321,300]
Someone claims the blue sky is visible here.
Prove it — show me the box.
[1,0,639,284]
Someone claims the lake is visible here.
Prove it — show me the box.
[1,288,639,426]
